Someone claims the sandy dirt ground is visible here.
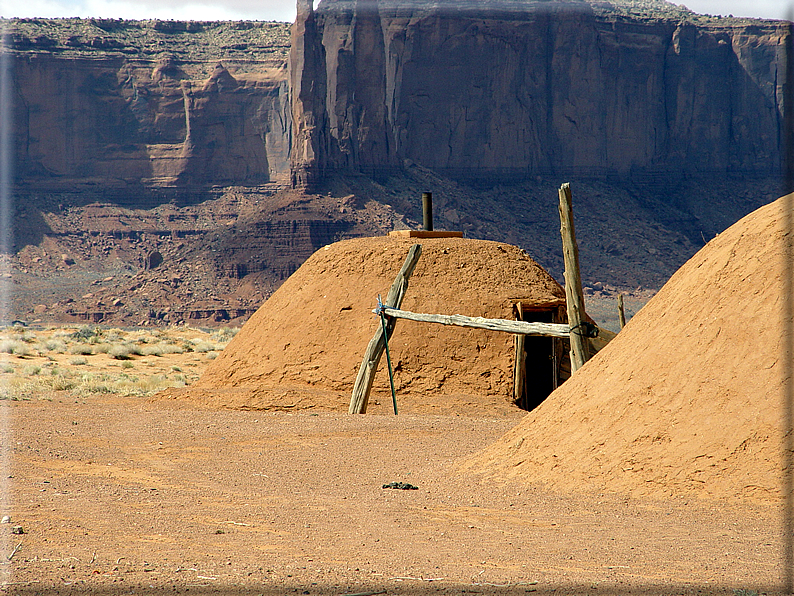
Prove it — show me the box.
[1,394,785,596]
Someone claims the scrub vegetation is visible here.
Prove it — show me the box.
[0,324,237,401]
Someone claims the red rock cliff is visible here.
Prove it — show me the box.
[290,0,786,188]
[9,19,292,197]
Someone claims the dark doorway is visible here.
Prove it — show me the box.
[514,308,561,412]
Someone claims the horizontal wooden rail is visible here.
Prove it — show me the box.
[378,307,571,338]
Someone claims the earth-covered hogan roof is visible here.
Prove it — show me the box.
[461,194,793,504]
[164,236,567,414]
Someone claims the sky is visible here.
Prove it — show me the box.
[0,0,789,22]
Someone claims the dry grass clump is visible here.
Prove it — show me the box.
[0,368,183,400]
[69,344,94,356]
[0,340,29,355]
[21,364,41,376]
[107,343,139,360]
[140,343,185,357]
[0,324,238,401]
[190,341,217,353]
[44,339,68,353]
[211,327,238,342]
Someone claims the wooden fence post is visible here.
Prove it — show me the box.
[349,244,422,414]
[618,293,627,329]
[513,302,526,404]
[558,183,590,372]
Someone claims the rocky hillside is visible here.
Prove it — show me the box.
[6,18,300,325]
[4,3,788,328]
[11,185,395,326]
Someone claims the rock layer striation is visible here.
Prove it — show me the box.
[9,19,292,197]
[290,0,786,187]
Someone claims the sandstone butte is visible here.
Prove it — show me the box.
[290,0,785,187]
[461,194,794,505]
[9,3,786,194]
[11,19,292,191]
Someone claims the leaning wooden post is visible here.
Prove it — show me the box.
[558,183,589,372]
[617,293,627,329]
[349,244,422,414]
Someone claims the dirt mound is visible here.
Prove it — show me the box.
[460,196,792,503]
[170,236,565,414]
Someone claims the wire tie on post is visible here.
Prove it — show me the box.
[376,294,399,415]
[570,321,600,338]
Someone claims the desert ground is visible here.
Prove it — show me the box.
[0,326,785,596]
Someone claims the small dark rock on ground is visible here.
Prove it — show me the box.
[382,482,418,490]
